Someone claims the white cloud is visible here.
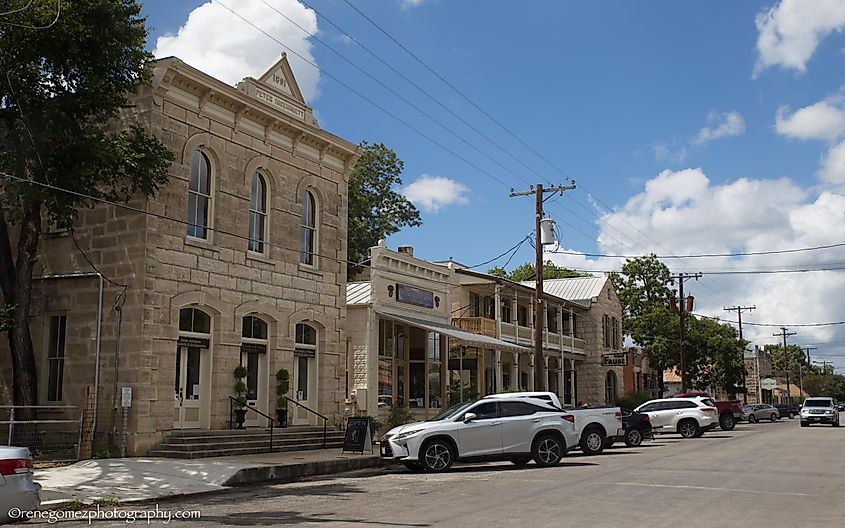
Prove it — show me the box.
[692,111,746,146]
[776,100,845,142]
[401,0,427,8]
[547,167,845,371]
[651,142,688,163]
[820,139,845,185]
[402,175,470,213]
[754,0,845,76]
[153,0,321,102]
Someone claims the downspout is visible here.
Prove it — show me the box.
[35,272,103,441]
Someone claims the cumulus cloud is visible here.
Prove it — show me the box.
[776,100,845,141]
[402,175,470,212]
[547,167,845,370]
[401,0,427,8]
[820,140,845,185]
[153,0,321,102]
[754,0,845,76]
[692,111,746,146]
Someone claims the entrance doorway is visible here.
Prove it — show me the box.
[241,316,269,427]
[293,323,318,425]
[175,308,212,429]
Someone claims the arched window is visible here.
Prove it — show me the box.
[299,190,316,265]
[294,323,317,400]
[187,151,212,239]
[241,316,268,401]
[605,370,618,404]
[179,307,211,334]
[248,172,267,253]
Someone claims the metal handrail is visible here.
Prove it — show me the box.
[227,396,275,453]
[284,396,327,448]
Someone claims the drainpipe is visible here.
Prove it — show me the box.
[35,272,104,441]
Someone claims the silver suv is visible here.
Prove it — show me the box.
[800,397,840,427]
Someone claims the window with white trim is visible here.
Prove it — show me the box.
[294,323,317,400]
[299,190,316,265]
[46,315,66,402]
[248,172,267,253]
[187,150,212,239]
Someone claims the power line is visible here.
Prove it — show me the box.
[0,0,60,29]
[693,312,845,328]
[467,234,532,270]
[549,242,845,259]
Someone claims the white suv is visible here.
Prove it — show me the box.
[800,397,840,427]
[634,398,718,438]
[380,397,579,472]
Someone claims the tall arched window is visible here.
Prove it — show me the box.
[248,172,267,253]
[605,370,618,404]
[294,323,317,400]
[187,151,212,239]
[299,190,316,265]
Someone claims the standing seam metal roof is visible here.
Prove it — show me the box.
[346,281,372,305]
[520,276,609,305]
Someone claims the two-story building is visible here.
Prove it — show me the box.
[346,243,626,420]
[0,54,359,455]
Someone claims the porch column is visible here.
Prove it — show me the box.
[495,349,503,394]
[557,305,564,347]
[494,285,502,339]
[542,355,549,391]
[512,353,520,389]
[558,354,564,401]
[569,358,576,404]
[528,355,535,391]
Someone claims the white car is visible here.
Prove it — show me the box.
[380,397,578,472]
[634,397,718,438]
[800,397,840,427]
[0,446,41,524]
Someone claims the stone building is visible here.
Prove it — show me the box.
[0,54,359,455]
[621,347,660,399]
[745,346,774,404]
[345,243,626,419]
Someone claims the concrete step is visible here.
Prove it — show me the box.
[164,431,345,444]
[166,426,334,437]
[147,440,347,459]
[156,436,346,451]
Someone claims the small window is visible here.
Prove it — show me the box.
[242,316,268,339]
[295,323,317,346]
[639,403,658,412]
[299,190,316,265]
[47,316,66,402]
[187,151,212,239]
[179,308,211,334]
[248,172,267,253]
[468,402,498,420]
[499,401,531,417]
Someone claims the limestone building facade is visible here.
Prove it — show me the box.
[0,55,359,455]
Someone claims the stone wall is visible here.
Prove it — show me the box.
[576,277,625,405]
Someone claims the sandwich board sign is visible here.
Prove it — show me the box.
[342,417,372,454]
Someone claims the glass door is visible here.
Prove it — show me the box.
[174,346,202,429]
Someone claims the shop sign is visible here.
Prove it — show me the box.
[294,348,316,358]
[240,342,267,354]
[177,336,209,349]
[601,353,628,367]
[396,283,434,308]
[760,378,778,390]
[342,417,373,454]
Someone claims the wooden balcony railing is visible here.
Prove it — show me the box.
[451,317,587,353]
[451,317,497,338]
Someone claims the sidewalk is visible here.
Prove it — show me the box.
[36,449,385,507]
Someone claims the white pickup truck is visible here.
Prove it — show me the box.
[482,392,624,455]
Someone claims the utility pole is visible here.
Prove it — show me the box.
[804,346,816,366]
[724,305,756,403]
[669,272,701,392]
[802,347,817,399]
[773,327,797,404]
[510,182,576,390]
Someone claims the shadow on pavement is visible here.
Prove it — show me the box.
[199,511,430,526]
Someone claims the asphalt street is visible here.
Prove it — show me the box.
[27,416,845,527]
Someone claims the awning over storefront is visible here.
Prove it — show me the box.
[377,311,532,355]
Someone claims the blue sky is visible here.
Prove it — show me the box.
[142,1,845,370]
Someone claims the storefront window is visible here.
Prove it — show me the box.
[379,320,445,410]
[378,320,393,408]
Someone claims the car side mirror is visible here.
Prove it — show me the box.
[463,412,477,423]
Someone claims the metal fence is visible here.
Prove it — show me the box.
[0,406,83,461]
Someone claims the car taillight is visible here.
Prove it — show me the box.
[615,410,622,418]
[643,415,650,422]
[0,458,33,475]
[561,414,575,423]
[699,407,716,413]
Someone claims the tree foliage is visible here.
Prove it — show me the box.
[347,142,421,278]
[765,344,811,381]
[487,260,587,282]
[0,0,173,409]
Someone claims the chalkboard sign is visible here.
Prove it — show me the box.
[342,417,373,454]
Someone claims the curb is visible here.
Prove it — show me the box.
[224,456,388,486]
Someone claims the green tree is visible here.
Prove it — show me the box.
[765,344,810,381]
[803,372,845,401]
[347,142,421,278]
[611,255,676,392]
[686,317,748,396]
[0,0,173,410]
[488,260,586,282]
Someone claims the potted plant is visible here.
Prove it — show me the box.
[233,365,249,429]
[275,368,290,427]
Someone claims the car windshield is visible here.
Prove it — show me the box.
[428,400,478,421]
[804,399,833,408]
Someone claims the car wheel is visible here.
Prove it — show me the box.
[624,427,643,448]
[789,412,795,419]
[749,414,758,423]
[420,439,454,472]
[678,419,700,439]
[579,427,606,456]
[800,421,808,427]
[402,462,425,473]
[771,413,779,421]
[532,434,563,467]
[511,456,531,467]
[719,413,736,431]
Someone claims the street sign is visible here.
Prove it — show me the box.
[760,378,778,390]
[121,387,132,408]
[342,417,372,454]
